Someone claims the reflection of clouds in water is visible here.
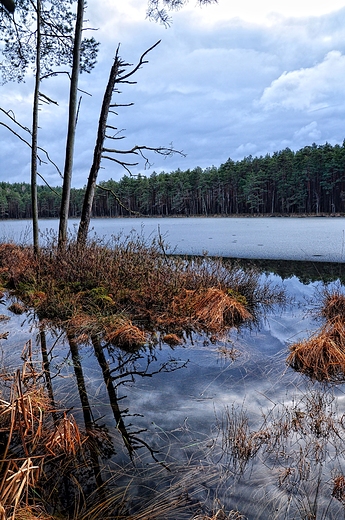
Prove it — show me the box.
[121,276,335,440]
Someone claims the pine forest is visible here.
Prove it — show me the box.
[2,141,345,219]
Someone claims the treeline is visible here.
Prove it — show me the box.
[2,141,345,219]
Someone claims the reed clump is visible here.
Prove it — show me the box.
[104,321,147,351]
[287,289,345,382]
[287,319,345,382]
[332,474,345,504]
[0,234,284,343]
[0,367,88,519]
[321,290,345,321]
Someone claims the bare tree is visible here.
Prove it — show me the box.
[1,0,98,253]
[30,0,42,255]
[77,41,185,246]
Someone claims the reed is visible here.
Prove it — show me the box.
[0,233,284,341]
[287,288,345,382]
[213,389,344,519]
[104,321,147,351]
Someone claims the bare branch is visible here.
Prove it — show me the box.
[0,107,31,134]
[102,144,186,158]
[96,184,141,216]
[0,121,63,177]
[40,71,71,80]
[102,155,139,174]
[118,40,161,82]
[39,92,59,105]
[105,134,126,140]
[37,172,61,195]
[109,103,134,108]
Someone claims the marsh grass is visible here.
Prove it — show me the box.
[212,388,345,519]
[0,233,284,345]
[0,338,247,520]
[0,233,287,519]
[287,287,345,382]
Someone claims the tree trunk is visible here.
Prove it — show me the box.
[31,0,41,256]
[77,53,120,246]
[58,0,84,248]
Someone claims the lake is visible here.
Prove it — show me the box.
[1,217,345,519]
[2,215,345,261]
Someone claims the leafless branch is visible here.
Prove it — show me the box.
[40,71,71,80]
[0,121,62,177]
[37,172,61,195]
[118,40,161,82]
[96,184,141,216]
[103,144,185,157]
[101,155,138,174]
[109,103,134,108]
[0,107,31,134]
[39,92,58,105]
[102,144,185,170]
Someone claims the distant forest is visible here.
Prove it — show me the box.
[2,141,345,219]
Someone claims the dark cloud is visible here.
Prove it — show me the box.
[1,0,345,187]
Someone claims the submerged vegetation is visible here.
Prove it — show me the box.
[212,387,345,519]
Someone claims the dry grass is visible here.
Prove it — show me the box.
[213,389,345,519]
[0,458,41,520]
[288,289,345,382]
[172,287,252,333]
[103,320,147,351]
[162,333,183,346]
[0,235,287,518]
[219,405,270,475]
[321,290,345,321]
[0,234,284,341]
[8,505,55,519]
[332,474,345,504]
[193,512,246,520]
[0,352,89,520]
[7,302,26,315]
[45,413,84,456]
[287,320,345,382]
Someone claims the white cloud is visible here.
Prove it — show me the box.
[294,121,321,141]
[260,51,345,111]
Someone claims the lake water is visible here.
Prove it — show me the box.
[2,215,345,261]
[1,217,345,518]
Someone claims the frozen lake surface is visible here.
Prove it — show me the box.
[1,216,345,262]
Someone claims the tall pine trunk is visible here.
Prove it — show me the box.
[31,0,41,256]
[58,0,84,248]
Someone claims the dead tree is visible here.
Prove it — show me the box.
[77,40,185,246]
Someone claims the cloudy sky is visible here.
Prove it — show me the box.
[1,0,345,188]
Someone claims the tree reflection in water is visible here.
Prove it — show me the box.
[4,269,345,519]
[38,324,191,516]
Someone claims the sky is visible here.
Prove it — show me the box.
[1,0,345,188]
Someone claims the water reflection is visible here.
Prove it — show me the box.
[2,259,345,518]
[231,257,345,285]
